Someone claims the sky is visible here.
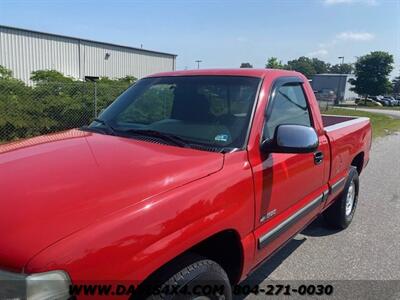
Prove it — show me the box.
[1,0,399,77]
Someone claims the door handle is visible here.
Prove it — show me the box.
[314,151,324,165]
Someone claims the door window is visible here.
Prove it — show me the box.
[263,83,312,140]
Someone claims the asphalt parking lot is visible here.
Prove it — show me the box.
[242,133,400,299]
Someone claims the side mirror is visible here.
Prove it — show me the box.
[261,124,319,154]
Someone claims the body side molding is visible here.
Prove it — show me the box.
[258,192,326,249]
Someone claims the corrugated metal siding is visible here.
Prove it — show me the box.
[0,27,80,83]
[344,75,358,100]
[81,41,175,79]
[0,26,175,84]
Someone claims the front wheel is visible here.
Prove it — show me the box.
[143,254,232,300]
[323,167,359,229]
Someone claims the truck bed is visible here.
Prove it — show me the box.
[321,114,371,205]
[322,114,366,129]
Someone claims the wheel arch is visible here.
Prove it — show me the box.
[351,152,364,175]
[139,229,244,288]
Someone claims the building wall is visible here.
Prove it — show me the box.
[311,74,358,102]
[0,26,176,84]
[0,26,80,83]
[343,75,358,100]
[81,41,175,79]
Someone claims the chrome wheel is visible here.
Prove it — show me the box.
[345,181,355,216]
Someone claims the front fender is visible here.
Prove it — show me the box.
[25,152,255,284]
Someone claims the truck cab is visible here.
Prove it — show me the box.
[0,69,371,300]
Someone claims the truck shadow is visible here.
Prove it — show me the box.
[234,216,341,300]
[301,216,342,237]
[233,238,305,300]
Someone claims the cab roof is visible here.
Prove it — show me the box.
[146,68,302,79]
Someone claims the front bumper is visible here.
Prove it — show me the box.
[0,269,26,299]
[0,269,71,300]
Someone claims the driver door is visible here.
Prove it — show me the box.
[250,77,329,265]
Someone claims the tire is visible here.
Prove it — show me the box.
[323,167,359,229]
[140,254,232,300]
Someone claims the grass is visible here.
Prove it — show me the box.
[358,106,400,110]
[335,104,400,110]
[322,107,400,138]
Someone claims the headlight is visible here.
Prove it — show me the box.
[27,271,71,300]
[0,270,71,300]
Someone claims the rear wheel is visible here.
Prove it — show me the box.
[323,167,359,229]
[142,254,232,300]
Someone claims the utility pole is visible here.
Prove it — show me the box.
[195,60,202,69]
[336,56,345,105]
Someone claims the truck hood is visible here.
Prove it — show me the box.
[0,130,224,271]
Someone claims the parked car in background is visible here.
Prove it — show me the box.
[383,96,400,106]
[355,98,383,107]
[371,96,390,106]
[376,96,399,106]
[376,99,390,106]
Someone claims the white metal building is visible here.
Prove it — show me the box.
[0,25,177,83]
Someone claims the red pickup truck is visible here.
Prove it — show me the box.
[0,69,371,299]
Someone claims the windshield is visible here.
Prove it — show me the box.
[87,76,260,150]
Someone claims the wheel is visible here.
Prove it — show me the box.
[323,167,359,229]
[140,254,232,300]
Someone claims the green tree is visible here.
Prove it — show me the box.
[95,77,133,114]
[392,76,400,96]
[30,70,75,83]
[329,63,354,74]
[0,67,139,142]
[349,51,394,102]
[30,70,83,133]
[0,66,36,141]
[311,58,330,74]
[266,57,284,69]
[286,56,316,78]
[0,65,13,79]
[117,75,137,85]
[240,62,253,68]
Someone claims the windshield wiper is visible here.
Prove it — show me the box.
[92,118,116,135]
[120,129,190,148]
